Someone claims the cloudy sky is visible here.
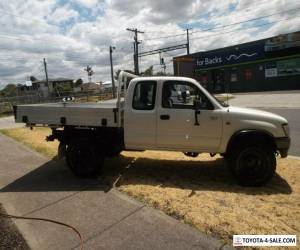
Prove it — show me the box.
[0,0,299,88]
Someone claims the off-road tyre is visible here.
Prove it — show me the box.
[66,142,104,178]
[227,145,276,187]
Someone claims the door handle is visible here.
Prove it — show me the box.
[160,115,170,120]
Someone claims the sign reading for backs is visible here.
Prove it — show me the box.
[196,43,265,69]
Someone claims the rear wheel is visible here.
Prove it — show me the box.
[227,145,276,186]
[66,142,104,178]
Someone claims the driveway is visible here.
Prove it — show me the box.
[228,90,300,108]
[0,134,229,250]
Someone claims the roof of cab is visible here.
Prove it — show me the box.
[131,76,197,82]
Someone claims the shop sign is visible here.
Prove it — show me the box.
[265,68,278,78]
[264,31,300,52]
[196,43,265,69]
[265,58,300,78]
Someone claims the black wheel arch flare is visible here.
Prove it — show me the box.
[226,129,277,154]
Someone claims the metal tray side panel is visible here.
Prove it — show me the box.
[16,105,117,127]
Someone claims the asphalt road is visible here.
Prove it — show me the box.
[262,108,300,157]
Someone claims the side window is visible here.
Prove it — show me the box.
[162,81,213,110]
[132,81,157,110]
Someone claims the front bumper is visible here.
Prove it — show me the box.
[275,137,291,158]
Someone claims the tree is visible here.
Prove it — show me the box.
[0,84,17,97]
[84,65,94,82]
[74,78,83,87]
[142,66,153,76]
[29,76,38,82]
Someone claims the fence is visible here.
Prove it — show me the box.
[0,90,114,116]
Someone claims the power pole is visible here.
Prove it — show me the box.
[43,58,50,93]
[109,46,116,98]
[186,28,190,55]
[133,42,136,73]
[126,28,144,75]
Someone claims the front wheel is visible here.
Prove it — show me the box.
[66,142,104,178]
[229,146,276,186]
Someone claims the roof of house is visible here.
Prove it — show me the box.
[32,77,74,84]
[81,82,101,89]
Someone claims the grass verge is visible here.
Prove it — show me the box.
[1,127,299,248]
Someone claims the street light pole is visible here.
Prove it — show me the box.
[109,46,116,98]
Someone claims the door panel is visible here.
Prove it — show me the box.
[157,108,222,151]
[124,80,157,149]
[125,109,157,148]
[156,80,223,152]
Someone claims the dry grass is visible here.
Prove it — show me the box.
[118,152,300,246]
[1,127,299,248]
[0,127,58,158]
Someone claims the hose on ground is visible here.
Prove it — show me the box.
[0,212,84,250]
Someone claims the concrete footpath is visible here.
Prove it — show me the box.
[0,134,229,250]
[0,116,24,129]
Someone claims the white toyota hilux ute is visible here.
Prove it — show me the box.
[14,71,291,186]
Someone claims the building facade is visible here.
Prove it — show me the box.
[173,31,300,93]
[32,78,74,97]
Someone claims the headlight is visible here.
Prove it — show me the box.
[282,123,289,136]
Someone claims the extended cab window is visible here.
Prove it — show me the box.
[162,81,213,110]
[132,81,157,110]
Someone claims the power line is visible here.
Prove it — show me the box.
[139,44,188,58]
[141,6,300,42]
[142,31,186,40]
[190,6,300,35]
[189,13,300,41]
[1,12,298,70]
[0,0,275,43]
[143,11,300,51]
[142,0,272,35]
[1,3,296,49]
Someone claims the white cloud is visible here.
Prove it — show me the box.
[72,0,99,8]
[48,6,79,24]
[0,0,300,88]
